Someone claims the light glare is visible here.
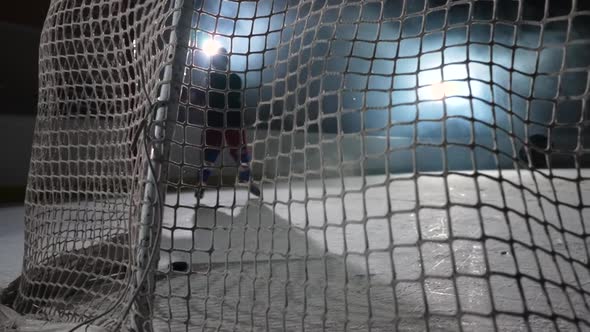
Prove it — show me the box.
[203,39,221,57]
[429,81,461,100]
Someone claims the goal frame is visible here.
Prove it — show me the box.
[130,0,193,330]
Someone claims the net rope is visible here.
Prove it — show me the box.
[8,0,590,330]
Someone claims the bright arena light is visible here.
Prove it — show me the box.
[202,38,221,57]
[429,81,461,100]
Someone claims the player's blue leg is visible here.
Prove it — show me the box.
[238,147,251,182]
[196,149,220,199]
[235,147,260,197]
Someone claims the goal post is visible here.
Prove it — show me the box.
[4,0,590,331]
[130,0,193,330]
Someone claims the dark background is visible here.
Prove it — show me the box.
[0,2,50,116]
[0,2,50,203]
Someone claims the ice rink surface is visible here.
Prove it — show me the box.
[154,169,590,331]
[1,170,589,331]
[0,205,24,288]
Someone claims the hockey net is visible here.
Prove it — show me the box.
[5,0,590,330]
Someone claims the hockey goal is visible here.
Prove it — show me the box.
[3,0,590,331]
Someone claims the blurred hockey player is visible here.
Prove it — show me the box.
[196,44,260,198]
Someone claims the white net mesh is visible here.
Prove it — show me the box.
[8,0,590,330]
[12,0,185,327]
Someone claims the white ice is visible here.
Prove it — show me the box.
[2,170,589,331]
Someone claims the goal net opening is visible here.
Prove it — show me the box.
[5,0,590,331]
